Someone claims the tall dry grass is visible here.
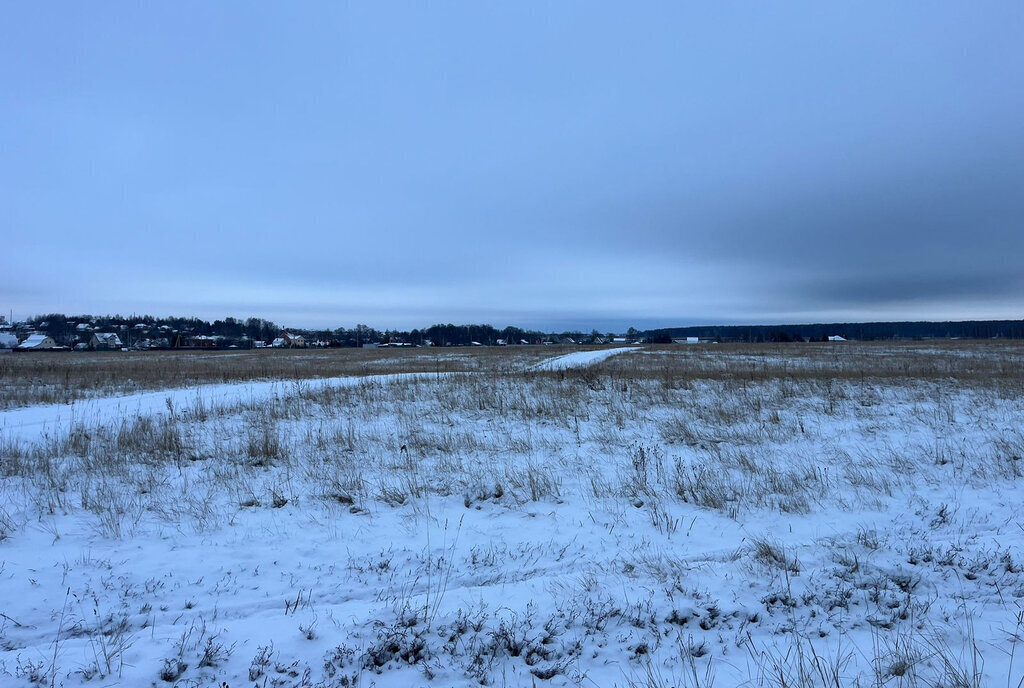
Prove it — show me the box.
[0,345,557,409]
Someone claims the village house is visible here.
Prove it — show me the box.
[17,334,58,350]
[272,333,306,348]
[90,332,124,350]
[168,334,218,349]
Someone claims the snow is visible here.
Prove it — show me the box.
[0,348,632,444]
[0,372,436,446]
[529,346,639,371]
[1,346,1023,687]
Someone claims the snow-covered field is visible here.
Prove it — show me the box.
[1,344,1023,687]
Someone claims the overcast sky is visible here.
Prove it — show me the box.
[3,3,1022,331]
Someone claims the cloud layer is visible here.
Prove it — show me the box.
[3,3,1022,329]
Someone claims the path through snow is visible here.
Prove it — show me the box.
[0,348,639,444]
[529,346,638,371]
[0,373,429,445]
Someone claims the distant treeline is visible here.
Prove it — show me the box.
[644,320,1024,343]
[12,314,603,348]
[13,313,1024,348]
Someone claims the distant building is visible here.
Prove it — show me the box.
[273,333,306,348]
[90,333,124,350]
[827,335,847,342]
[171,334,217,349]
[190,335,218,349]
[0,333,19,349]
[17,334,58,350]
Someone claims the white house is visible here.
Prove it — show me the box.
[827,335,847,342]
[17,334,58,350]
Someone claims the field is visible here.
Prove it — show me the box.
[1,342,1023,687]
[0,347,553,410]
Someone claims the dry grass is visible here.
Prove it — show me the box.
[5,340,1019,411]
[4,340,1023,535]
[0,345,557,409]
[595,340,1024,389]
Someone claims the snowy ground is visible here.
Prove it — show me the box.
[0,373,434,445]
[529,347,638,371]
[1,344,1023,687]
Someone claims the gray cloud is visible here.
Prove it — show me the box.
[554,138,1024,319]
[802,269,1024,308]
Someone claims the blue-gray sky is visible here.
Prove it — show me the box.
[3,3,1022,331]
